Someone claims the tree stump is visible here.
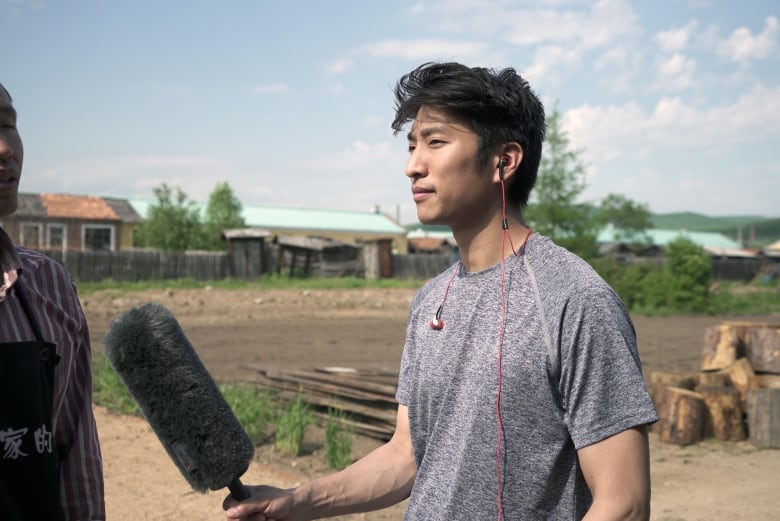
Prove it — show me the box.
[650,371,698,407]
[696,372,729,388]
[697,385,746,441]
[657,387,705,445]
[747,388,780,448]
[724,358,755,409]
[748,374,780,391]
[746,327,780,374]
[701,324,743,371]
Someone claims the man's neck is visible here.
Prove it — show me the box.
[453,212,529,273]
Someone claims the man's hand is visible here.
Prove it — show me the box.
[224,484,308,521]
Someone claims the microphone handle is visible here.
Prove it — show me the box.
[228,477,251,500]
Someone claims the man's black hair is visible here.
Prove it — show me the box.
[392,62,546,208]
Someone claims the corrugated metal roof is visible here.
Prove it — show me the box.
[597,226,742,250]
[128,199,407,236]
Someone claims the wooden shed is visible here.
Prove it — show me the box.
[221,228,272,279]
[275,236,362,278]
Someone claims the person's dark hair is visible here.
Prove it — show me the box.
[0,83,11,101]
[392,62,546,208]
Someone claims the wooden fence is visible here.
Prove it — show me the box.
[38,248,449,283]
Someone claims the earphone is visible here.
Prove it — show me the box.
[498,157,508,181]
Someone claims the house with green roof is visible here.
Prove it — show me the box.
[128,199,409,253]
[597,225,755,257]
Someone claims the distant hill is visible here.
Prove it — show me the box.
[651,212,780,246]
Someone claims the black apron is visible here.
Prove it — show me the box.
[0,280,64,521]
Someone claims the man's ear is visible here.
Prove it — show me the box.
[493,143,524,184]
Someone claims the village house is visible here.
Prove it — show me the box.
[1,193,142,252]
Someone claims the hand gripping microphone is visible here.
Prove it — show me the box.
[103,302,253,500]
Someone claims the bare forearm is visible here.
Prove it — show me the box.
[294,440,416,518]
[582,499,649,521]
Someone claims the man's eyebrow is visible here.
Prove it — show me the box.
[407,125,450,142]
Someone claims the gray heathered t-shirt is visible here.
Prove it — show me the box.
[395,233,658,520]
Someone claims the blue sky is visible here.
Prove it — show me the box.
[3,0,778,225]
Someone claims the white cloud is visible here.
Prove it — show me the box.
[717,16,779,63]
[308,140,394,172]
[654,20,700,53]
[655,53,697,91]
[526,45,584,85]
[562,82,780,165]
[326,58,354,75]
[252,83,289,95]
[326,38,488,76]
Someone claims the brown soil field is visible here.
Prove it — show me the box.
[82,287,780,521]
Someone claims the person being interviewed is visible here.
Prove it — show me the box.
[0,83,105,520]
[224,62,657,521]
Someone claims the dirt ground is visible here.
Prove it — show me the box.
[82,287,780,521]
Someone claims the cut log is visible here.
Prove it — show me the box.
[746,388,780,449]
[657,387,706,445]
[724,358,756,409]
[746,327,780,374]
[649,371,698,408]
[701,324,743,371]
[697,385,746,441]
[748,374,780,391]
[696,372,729,388]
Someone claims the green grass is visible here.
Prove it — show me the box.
[325,408,354,470]
[78,274,425,296]
[274,393,314,456]
[219,384,279,445]
[92,355,140,416]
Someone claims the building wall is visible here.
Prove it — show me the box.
[0,215,122,251]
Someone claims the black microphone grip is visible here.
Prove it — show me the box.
[229,478,251,501]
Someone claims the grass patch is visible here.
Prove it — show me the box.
[92,355,140,416]
[219,383,278,445]
[274,393,314,456]
[325,407,354,470]
[78,275,425,296]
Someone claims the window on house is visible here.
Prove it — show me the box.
[83,225,114,251]
[20,223,43,249]
[48,224,66,250]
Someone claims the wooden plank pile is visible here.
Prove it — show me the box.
[240,364,399,440]
[651,321,780,447]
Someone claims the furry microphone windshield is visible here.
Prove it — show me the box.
[103,302,253,500]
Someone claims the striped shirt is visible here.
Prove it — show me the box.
[0,227,105,520]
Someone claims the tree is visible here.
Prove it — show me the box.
[664,237,712,312]
[525,106,598,258]
[597,193,653,247]
[201,182,246,250]
[134,183,203,251]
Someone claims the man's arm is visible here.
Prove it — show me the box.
[58,301,106,520]
[225,404,417,520]
[578,425,651,521]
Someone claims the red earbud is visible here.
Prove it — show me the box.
[430,318,444,330]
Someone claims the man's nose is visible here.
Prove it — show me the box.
[405,150,425,179]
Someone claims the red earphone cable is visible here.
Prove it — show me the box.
[496,177,531,521]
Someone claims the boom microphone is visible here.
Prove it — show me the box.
[103,302,253,500]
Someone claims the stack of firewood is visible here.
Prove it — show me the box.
[240,364,399,440]
[651,321,780,447]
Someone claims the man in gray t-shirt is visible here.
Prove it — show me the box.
[225,62,657,521]
[397,233,657,519]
